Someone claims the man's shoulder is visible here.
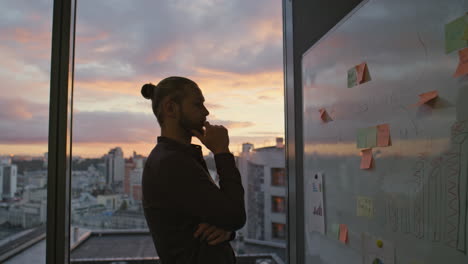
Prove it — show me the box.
[149,145,191,167]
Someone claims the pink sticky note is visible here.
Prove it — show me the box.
[413,90,438,106]
[339,224,348,243]
[454,48,468,77]
[377,124,390,147]
[319,108,326,122]
[360,149,373,170]
[355,62,367,84]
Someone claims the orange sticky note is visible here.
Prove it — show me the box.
[339,224,348,243]
[454,47,468,77]
[414,90,438,106]
[377,124,390,147]
[360,149,373,170]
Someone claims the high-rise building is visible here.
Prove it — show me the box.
[237,138,286,242]
[0,156,11,165]
[104,147,125,185]
[0,163,18,199]
[124,160,135,195]
[124,152,145,199]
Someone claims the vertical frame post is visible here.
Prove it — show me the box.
[283,0,305,263]
[47,0,76,263]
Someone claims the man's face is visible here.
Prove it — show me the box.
[178,86,209,135]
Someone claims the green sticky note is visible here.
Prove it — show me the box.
[445,14,468,54]
[357,127,377,148]
[330,223,340,239]
[347,67,357,88]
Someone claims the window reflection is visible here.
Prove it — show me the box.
[272,222,286,239]
[271,168,286,186]
[272,196,286,213]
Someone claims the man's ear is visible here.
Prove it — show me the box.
[162,99,179,119]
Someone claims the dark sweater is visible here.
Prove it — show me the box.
[142,136,246,264]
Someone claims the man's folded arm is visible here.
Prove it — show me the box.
[165,153,246,231]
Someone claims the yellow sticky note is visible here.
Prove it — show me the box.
[445,14,468,53]
[357,196,374,217]
[356,127,377,149]
[463,26,468,40]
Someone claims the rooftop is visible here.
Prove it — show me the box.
[1,228,284,264]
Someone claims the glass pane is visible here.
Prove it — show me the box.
[0,1,53,263]
[71,1,286,263]
[302,0,468,263]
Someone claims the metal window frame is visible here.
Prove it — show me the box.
[47,0,76,263]
[282,0,304,263]
[44,1,301,264]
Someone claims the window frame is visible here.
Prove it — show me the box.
[46,0,76,263]
[45,1,298,263]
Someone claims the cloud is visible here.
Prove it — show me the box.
[214,120,254,129]
[72,0,283,83]
[0,95,254,145]
[73,111,160,144]
[0,98,49,144]
[0,97,48,121]
[0,0,285,156]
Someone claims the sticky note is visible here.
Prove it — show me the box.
[360,149,373,170]
[347,67,358,88]
[357,127,377,148]
[319,108,326,122]
[414,90,438,106]
[348,62,371,87]
[377,124,391,147]
[339,224,348,243]
[454,47,468,77]
[357,196,374,217]
[356,62,371,84]
[463,26,468,40]
[376,240,383,248]
[445,14,468,54]
[331,223,340,240]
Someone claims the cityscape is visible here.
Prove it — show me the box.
[0,137,286,263]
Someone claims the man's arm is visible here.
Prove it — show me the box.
[165,152,246,231]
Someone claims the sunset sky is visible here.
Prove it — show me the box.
[0,0,284,158]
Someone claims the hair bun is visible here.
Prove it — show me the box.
[141,83,156,99]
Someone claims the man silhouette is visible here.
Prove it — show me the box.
[141,76,246,264]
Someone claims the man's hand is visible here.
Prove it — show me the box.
[194,223,232,245]
[192,121,230,154]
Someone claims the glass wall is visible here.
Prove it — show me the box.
[0,1,53,263]
[70,0,286,263]
[301,0,468,263]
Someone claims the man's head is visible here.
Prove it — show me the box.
[141,76,209,136]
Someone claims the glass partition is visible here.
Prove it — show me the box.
[302,0,468,263]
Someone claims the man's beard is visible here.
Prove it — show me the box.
[179,112,204,136]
